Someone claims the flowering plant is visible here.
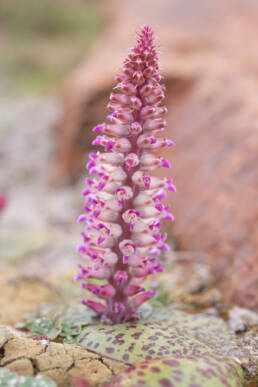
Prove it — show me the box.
[76,26,175,324]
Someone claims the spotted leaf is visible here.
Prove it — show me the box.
[106,354,244,387]
[78,321,211,364]
[77,310,247,364]
[148,308,248,363]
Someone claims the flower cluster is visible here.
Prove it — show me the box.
[76,26,175,324]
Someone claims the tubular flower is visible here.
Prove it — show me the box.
[76,26,175,324]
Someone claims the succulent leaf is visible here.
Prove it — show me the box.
[106,355,244,387]
[77,310,247,365]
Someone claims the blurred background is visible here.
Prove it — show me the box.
[0,0,257,323]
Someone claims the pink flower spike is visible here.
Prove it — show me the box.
[105,140,115,151]
[142,175,151,189]
[113,302,125,314]
[165,212,175,222]
[130,122,143,135]
[122,209,140,227]
[76,26,176,324]
[161,158,171,168]
[167,179,176,192]
[86,160,96,170]
[74,274,85,281]
[93,124,104,133]
[81,299,106,315]
[159,243,170,252]
[124,285,145,296]
[89,152,98,160]
[97,236,105,245]
[132,290,157,308]
[123,255,129,264]
[114,270,128,284]
[83,283,115,298]
[82,189,91,197]
[119,240,137,256]
[92,136,102,146]
[166,139,175,147]
[124,153,139,170]
[77,214,86,223]
[149,220,161,233]
[82,282,101,295]
[153,190,167,202]
[77,245,87,254]
[85,178,94,187]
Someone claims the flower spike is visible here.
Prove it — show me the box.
[76,26,175,324]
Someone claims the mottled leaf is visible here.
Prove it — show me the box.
[0,368,56,386]
[107,354,244,387]
[148,308,248,362]
[78,320,212,364]
[77,309,247,364]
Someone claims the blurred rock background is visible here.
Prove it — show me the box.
[0,0,257,317]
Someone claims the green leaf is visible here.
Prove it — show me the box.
[107,354,244,387]
[56,304,96,327]
[22,303,96,342]
[23,315,60,340]
[78,320,210,364]
[77,309,247,365]
[147,307,248,362]
[0,368,56,387]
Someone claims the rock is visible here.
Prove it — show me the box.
[35,342,73,371]
[0,269,57,326]
[1,335,46,364]
[0,334,126,387]
[228,307,258,333]
[6,358,34,376]
[163,70,258,312]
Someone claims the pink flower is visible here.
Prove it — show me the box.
[76,26,175,324]
[0,194,8,215]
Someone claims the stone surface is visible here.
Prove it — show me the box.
[0,334,126,387]
[162,69,258,312]
[0,269,57,326]
[5,358,34,377]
